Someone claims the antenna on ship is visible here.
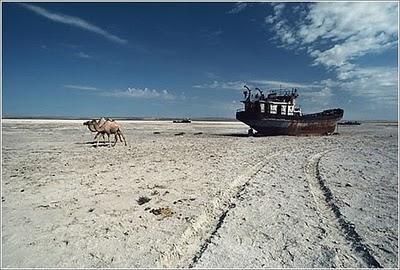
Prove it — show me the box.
[243,85,251,100]
[255,87,264,98]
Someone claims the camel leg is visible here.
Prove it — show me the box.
[93,132,101,144]
[113,134,118,147]
[93,132,100,147]
[107,133,111,147]
[118,130,127,146]
[116,131,122,144]
[93,133,98,141]
[102,133,106,143]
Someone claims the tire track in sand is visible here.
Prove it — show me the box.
[159,152,281,268]
[305,150,382,268]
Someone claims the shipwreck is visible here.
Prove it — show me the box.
[236,86,344,136]
[173,118,191,123]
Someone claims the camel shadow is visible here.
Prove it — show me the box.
[76,141,113,147]
[91,144,111,148]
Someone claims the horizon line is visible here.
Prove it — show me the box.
[2,115,398,123]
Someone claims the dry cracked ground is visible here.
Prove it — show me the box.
[1,120,398,268]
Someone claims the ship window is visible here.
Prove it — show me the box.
[269,104,277,114]
[260,103,265,113]
[288,105,294,115]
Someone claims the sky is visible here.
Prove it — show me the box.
[2,2,399,120]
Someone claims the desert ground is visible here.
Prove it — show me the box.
[1,119,398,268]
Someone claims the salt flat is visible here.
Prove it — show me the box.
[1,119,398,268]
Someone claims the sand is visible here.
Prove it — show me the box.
[1,119,398,268]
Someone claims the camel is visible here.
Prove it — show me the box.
[83,117,107,142]
[89,119,127,147]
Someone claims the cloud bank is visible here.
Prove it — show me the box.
[265,2,398,104]
[65,85,181,101]
[102,87,179,100]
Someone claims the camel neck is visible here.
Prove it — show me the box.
[88,124,97,132]
[92,121,104,132]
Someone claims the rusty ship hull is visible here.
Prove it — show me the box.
[236,108,344,136]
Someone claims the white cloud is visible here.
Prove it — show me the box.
[204,72,220,80]
[265,2,398,105]
[103,87,177,100]
[65,85,184,101]
[301,86,333,106]
[265,4,298,47]
[193,80,246,90]
[193,78,334,107]
[60,43,81,49]
[249,79,320,89]
[64,84,186,100]
[201,29,224,45]
[193,79,321,91]
[298,3,397,45]
[64,85,98,91]
[267,2,398,67]
[336,66,398,102]
[21,4,127,44]
[75,51,92,59]
[209,100,241,115]
[227,3,248,14]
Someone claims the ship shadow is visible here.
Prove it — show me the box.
[220,133,251,137]
[219,133,291,137]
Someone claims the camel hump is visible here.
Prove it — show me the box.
[98,117,108,128]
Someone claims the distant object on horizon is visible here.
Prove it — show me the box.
[236,85,344,136]
[173,118,191,123]
[338,121,362,125]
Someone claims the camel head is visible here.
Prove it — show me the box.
[83,119,97,132]
[83,119,98,127]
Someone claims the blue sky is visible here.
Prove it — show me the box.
[2,2,398,120]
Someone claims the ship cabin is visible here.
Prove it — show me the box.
[241,86,301,117]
